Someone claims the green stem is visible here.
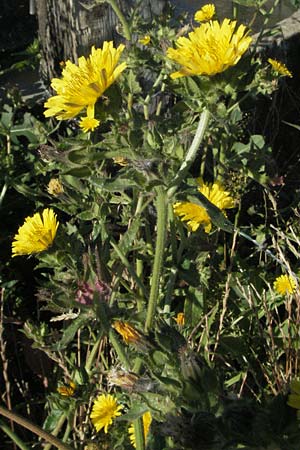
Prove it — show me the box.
[85,335,102,375]
[109,329,130,370]
[167,108,211,199]
[111,239,147,299]
[145,186,167,332]
[0,419,30,450]
[105,0,131,41]
[133,417,145,450]
[0,405,73,450]
[144,73,164,120]
[43,413,67,450]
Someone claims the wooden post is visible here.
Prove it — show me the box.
[35,0,166,84]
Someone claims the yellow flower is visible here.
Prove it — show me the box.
[113,156,129,166]
[112,321,143,345]
[287,380,300,409]
[173,179,235,233]
[128,411,152,448]
[90,393,123,433]
[47,178,64,196]
[12,208,59,257]
[57,381,76,397]
[174,312,185,326]
[268,58,292,78]
[273,274,296,295]
[167,19,252,79]
[79,116,100,133]
[194,4,215,22]
[44,42,126,123]
[139,35,151,45]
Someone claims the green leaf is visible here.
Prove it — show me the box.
[53,315,88,351]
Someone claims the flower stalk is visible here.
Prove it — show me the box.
[133,417,145,450]
[145,186,168,332]
[168,108,211,199]
[104,0,131,41]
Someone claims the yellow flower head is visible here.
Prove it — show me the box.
[194,4,215,22]
[44,42,126,122]
[128,411,152,448]
[113,156,129,166]
[139,35,151,45]
[288,379,300,409]
[112,321,143,345]
[90,393,123,433]
[173,179,235,233]
[47,178,64,196]
[167,18,252,79]
[273,274,296,295]
[174,312,185,326]
[12,208,59,257]
[79,116,100,133]
[57,381,76,397]
[268,58,292,78]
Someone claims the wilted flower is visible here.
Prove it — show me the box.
[112,321,142,344]
[268,58,292,78]
[194,4,215,22]
[107,368,139,391]
[128,411,152,448]
[75,279,111,305]
[167,19,251,79]
[112,321,152,351]
[173,179,235,232]
[139,35,151,45]
[44,42,126,129]
[12,208,59,256]
[90,393,123,433]
[47,178,64,196]
[273,274,296,295]
[57,380,76,397]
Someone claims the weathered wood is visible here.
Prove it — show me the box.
[35,0,166,84]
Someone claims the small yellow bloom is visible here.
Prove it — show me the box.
[273,274,296,295]
[174,312,185,326]
[173,179,235,233]
[113,156,129,166]
[128,411,152,448]
[268,58,292,78]
[90,393,123,433]
[287,379,300,409]
[139,35,151,45]
[79,116,100,133]
[194,4,215,22]
[167,19,251,79]
[44,42,126,121]
[12,208,59,257]
[47,178,64,196]
[57,380,76,397]
[112,321,142,345]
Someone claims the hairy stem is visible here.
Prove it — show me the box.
[167,108,210,199]
[145,186,168,332]
[105,0,131,41]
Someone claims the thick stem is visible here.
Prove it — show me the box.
[105,0,131,41]
[167,108,210,199]
[0,405,73,450]
[145,186,167,332]
[133,417,145,450]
